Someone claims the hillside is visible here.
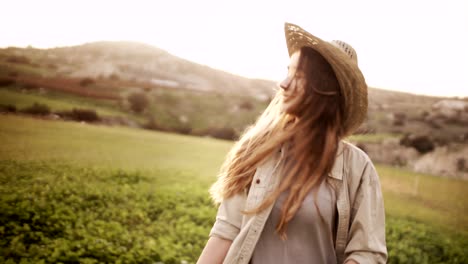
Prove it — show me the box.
[0,42,274,100]
[0,42,467,178]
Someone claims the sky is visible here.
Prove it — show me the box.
[1,0,467,97]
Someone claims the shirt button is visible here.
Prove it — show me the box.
[256,179,261,184]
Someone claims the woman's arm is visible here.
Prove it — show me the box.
[198,193,245,264]
[197,236,232,264]
[344,159,387,264]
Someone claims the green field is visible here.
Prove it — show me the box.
[0,114,467,263]
[0,87,134,119]
[0,84,270,137]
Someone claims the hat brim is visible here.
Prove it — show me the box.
[284,22,368,135]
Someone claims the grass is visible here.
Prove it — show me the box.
[0,114,230,180]
[0,114,467,263]
[0,114,233,263]
[377,165,468,235]
[348,133,401,143]
[2,114,466,231]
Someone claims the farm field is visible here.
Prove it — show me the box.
[0,114,467,263]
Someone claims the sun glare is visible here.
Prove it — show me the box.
[1,0,467,97]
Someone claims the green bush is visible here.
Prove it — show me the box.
[57,108,100,122]
[200,127,238,140]
[0,161,215,264]
[1,161,467,263]
[21,103,50,116]
[0,77,15,87]
[79,78,95,87]
[127,93,149,114]
[386,217,468,264]
[0,104,16,113]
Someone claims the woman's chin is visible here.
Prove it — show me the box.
[282,104,296,115]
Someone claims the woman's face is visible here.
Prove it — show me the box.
[279,51,306,114]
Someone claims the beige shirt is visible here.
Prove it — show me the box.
[209,141,387,264]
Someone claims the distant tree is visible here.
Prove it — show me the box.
[127,92,149,113]
[79,77,95,87]
[22,83,38,90]
[8,71,18,78]
[392,112,406,126]
[57,108,100,122]
[202,127,238,140]
[456,158,466,172]
[7,55,30,64]
[239,100,254,111]
[22,103,50,116]
[400,134,435,154]
[0,77,15,87]
[143,117,162,131]
[0,104,16,113]
[109,73,120,81]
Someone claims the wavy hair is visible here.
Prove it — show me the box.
[210,46,345,237]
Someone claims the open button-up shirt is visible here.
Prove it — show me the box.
[209,141,387,264]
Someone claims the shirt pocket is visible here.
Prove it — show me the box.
[245,170,267,208]
[246,155,280,209]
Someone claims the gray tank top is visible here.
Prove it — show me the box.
[251,180,337,264]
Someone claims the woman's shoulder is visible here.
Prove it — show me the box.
[340,140,373,166]
[339,140,378,183]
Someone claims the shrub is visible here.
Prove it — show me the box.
[46,63,57,70]
[21,83,39,90]
[109,73,119,81]
[6,55,30,64]
[400,134,435,154]
[0,77,15,87]
[21,103,50,116]
[0,161,215,264]
[79,77,95,87]
[201,127,238,140]
[143,118,163,131]
[57,108,100,122]
[0,104,16,113]
[239,101,254,110]
[8,71,18,77]
[392,112,406,126]
[172,125,192,135]
[127,93,149,113]
[386,217,468,264]
[427,119,442,129]
[456,158,466,172]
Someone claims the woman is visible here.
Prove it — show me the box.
[197,22,387,264]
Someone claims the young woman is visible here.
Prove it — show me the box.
[197,22,387,264]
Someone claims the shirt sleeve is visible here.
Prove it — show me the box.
[209,193,245,241]
[344,160,388,264]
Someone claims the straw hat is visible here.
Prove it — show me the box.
[284,22,368,136]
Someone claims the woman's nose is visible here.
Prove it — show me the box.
[279,77,291,91]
